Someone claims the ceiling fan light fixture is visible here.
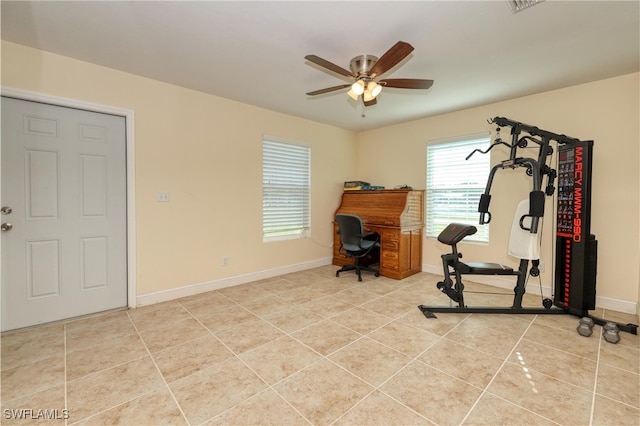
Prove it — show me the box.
[368,81,382,98]
[347,89,359,100]
[351,80,365,95]
[363,90,374,102]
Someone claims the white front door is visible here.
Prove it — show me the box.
[1,97,127,331]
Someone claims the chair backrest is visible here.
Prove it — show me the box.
[335,214,365,252]
[508,199,542,260]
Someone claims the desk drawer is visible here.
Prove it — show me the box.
[381,250,399,270]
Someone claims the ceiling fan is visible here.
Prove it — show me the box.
[305,41,433,107]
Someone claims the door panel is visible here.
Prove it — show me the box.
[1,97,127,331]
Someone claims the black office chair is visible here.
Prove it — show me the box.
[335,214,380,281]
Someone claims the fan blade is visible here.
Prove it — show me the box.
[306,84,351,96]
[363,97,377,107]
[379,78,434,90]
[305,55,354,78]
[369,41,414,78]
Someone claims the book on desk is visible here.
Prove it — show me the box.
[333,189,424,280]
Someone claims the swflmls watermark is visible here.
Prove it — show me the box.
[3,408,70,420]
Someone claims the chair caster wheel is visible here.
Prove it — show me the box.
[542,298,553,309]
[335,272,339,277]
[375,272,380,277]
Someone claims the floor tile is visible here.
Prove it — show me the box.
[262,305,325,333]
[591,394,640,426]
[396,308,469,336]
[443,314,531,358]
[334,390,434,425]
[487,362,593,424]
[66,314,137,352]
[196,304,259,333]
[367,318,441,358]
[206,388,310,425]
[273,359,373,425]
[300,294,357,318]
[509,338,597,390]
[358,279,404,296]
[522,322,600,360]
[216,283,273,303]
[1,356,65,401]
[152,335,234,383]
[128,301,191,331]
[66,333,149,381]
[1,269,638,426]
[291,319,362,356]
[137,317,211,353]
[1,325,64,371]
[596,364,640,408]
[170,357,267,425]
[380,360,483,426]
[1,384,66,425]
[359,295,415,319]
[462,393,557,425]
[598,340,640,373]
[214,317,285,354]
[330,307,392,334]
[235,293,294,316]
[178,294,239,319]
[329,337,411,386]
[239,336,322,385]
[331,287,380,306]
[66,356,165,422]
[278,286,327,305]
[419,338,504,388]
[73,387,186,425]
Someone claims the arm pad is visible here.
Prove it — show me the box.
[529,191,545,217]
[478,194,491,213]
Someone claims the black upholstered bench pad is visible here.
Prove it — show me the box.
[465,262,515,275]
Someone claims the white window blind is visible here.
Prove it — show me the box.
[262,139,311,242]
[426,134,491,243]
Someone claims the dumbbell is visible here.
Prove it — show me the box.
[577,317,595,337]
[603,322,620,344]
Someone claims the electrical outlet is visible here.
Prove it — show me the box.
[157,191,170,202]
[222,256,229,267]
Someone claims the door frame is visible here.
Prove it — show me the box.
[1,86,137,311]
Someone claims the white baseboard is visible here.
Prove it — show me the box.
[136,257,333,307]
[422,264,638,315]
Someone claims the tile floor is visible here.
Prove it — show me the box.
[1,266,638,425]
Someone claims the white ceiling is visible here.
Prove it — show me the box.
[1,1,638,132]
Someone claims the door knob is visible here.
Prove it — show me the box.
[0,206,11,215]
[1,223,13,231]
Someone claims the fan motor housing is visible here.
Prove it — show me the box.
[350,55,378,77]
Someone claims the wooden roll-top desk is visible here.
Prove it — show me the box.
[333,189,424,279]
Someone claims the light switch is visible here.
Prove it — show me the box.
[157,191,170,202]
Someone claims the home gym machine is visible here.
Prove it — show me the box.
[418,116,638,337]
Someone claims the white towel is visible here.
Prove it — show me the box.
[508,199,542,260]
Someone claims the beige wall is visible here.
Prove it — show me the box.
[2,41,638,308]
[1,41,357,296]
[358,72,640,306]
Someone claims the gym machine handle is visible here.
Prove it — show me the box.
[465,140,511,161]
[477,158,543,233]
[478,194,492,225]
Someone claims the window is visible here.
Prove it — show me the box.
[426,134,491,242]
[262,138,311,242]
